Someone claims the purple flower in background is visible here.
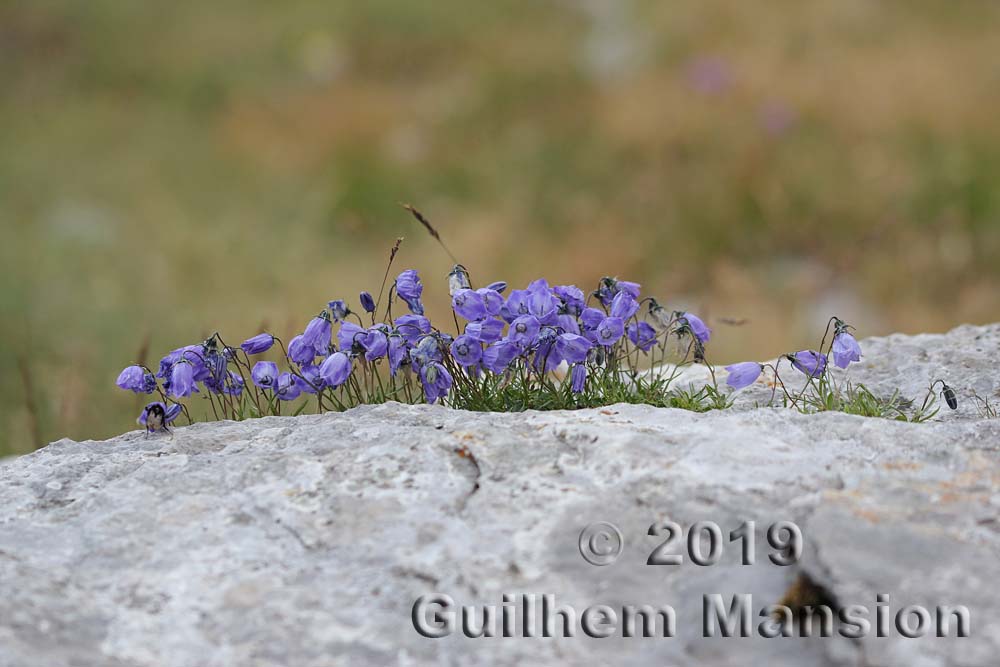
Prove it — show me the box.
[251,361,279,389]
[555,333,592,364]
[504,289,532,320]
[725,362,763,389]
[240,333,274,355]
[595,317,625,346]
[465,318,505,344]
[684,56,733,95]
[328,300,350,322]
[627,321,657,352]
[393,314,430,345]
[395,269,424,315]
[610,291,639,320]
[477,287,504,316]
[556,313,581,335]
[297,364,326,394]
[758,100,797,137]
[570,364,587,393]
[832,331,862,369]
[303,312,333,354]
[288,334,316,366]
[486,281,508,293]
[580,307,605,331]
[359,291,376,314]
[360,326,389,361]
[508,315,541,347]
[388,335,408,376]
[221,371,244,396]
[169,361,197,398]
[451,334,483,367]
[595,277,640,307]
[337,321,365,352]
[275,373,302,401]
[452,289,487,321]
[483,340,519,373]
[319,352,352,388]
[679,313,711,343]
[789,350,827,378]
[117,365,155,393]
[420,362,453,404]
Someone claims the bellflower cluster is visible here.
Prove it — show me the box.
[118,256,929,431]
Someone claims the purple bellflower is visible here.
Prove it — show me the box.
[570,364,587,393]
[359,291,376,314]
[319,351,352,388]
[832,331,862,369]
[725,362,763,389]
[451,334,483,367]
[452,289,487,321]
[789,350,827,378]
[627,321,657,352]
[420,362,453,404]
[251,361,279,389]
[287,334,316,366]
[303,312,333,354]
[240,333,274,355]
[395,269,425,315]
[169,361,197,398]
[679,313,711,344]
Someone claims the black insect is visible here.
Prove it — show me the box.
[145,403,167,433]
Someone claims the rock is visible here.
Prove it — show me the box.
[0,324,998,667]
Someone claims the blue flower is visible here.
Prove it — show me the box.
[303,312,333,354]
[580,307,605,331]
[594,317,624,346]
[275,372,302,401]
[482,340,519,373]
[387,335,408,376]
[169,361,197,398]
[485,281,508,293]
[393,314,430,345]
[319,352,352,388]
[240,333,274,355]
[288,334,316,366]
[395,269,425,315]
[555,333,592,364]
[420,362,453,404]
[359,291,376,314]
[832,331,862,369]
[465,318,505,344]
[361,326,389,361]
[450,334,483,367]
[789,350,827,378]
[570,364,587,393]
[297,364,326,394]
[337,321,365,353]
[724,362,763,389]
[452,289,487,321]
[627,321,657,352]
[477,288,505,316]
[251,361,279,389]
[679,312,711,343]
[508,315,541,347]
[610,291,639,320]
[116,365,156,394]
[410,335,444,366]
[554,285,585,316]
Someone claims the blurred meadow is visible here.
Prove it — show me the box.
[3,0,1000,454]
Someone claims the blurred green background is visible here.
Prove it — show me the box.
[3,0,999,454]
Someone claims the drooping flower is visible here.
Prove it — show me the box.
[420,362,453,404]
[580,307,605,331]
[595,277,640,307]
[789,350,827,378]
[387,335,408,376]
[319,351,352,388]
[251,361,279,389]
[450,334,483,367]
[482,339,520,373]
[303,312,333,354]
[393,314,430,345]
[395,269,424,315]
[610,291,639,320]
[594,317,625,346]
[477,287,504,316]
[452,289,487,321]
[832,331,862,369]
[116,365,156,393]
[327,300,350,322]
[297,364,326,394]
[627,321,657,352]
[410,336,444,366]
[240,333,274,355]
[275,372,302,401]
[679,312,711,343]
[556,313,581,335]
[360,326,389,361]
[337,321,365,352]
[725,362,763,389]
[555,333,592,365]
[220,371,244,396]
[465,318,505,344]
[570,364,587,393]
[359,291,376,314]
[508,315,541,347]
[288,334,316,366]
[169,361,197,398]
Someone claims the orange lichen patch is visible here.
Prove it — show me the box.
[881,461,922,471]
[851,508,882,524]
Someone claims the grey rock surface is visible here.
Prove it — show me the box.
[0,323,998,667]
